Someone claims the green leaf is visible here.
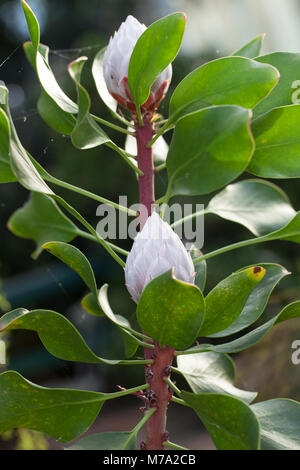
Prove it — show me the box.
[190,300,300,354]
[0,370,105,442]
[68,57,110,149]
[66,431,137,450]
[0,308,132,365]
[37,90,76,135]
[266,211,300,244]
[8,193,78,259]
[36,50,77,114]
[207,179,296,236]
[21,0,40,50]
[122,329,139,358]
[181,391,260,450]
[23,41,76,134]
[190,246,207,291]
[176,351,257,403]
[251,399,300,450]
[81,292,104,317]
[0,83,53,194]
[68,57,134,173]
[254,52,300,116]
[136,269,205,350]
[42,241,98,297]
[167,105,254,196]
[210,263,289,338]
[92,47,119,118]
[168,56,279,125]
[0,162,17,183]
[198,266,266,337]
[232,34,264,59]
[0,107,16,183]
[249,105,300,178]
[98,284,134,331]
[128,12,186,105]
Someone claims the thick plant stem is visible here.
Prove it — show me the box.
[135,114,155,229]
[135,112,174,449]
[143,342,175,450]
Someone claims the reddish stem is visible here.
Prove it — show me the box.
[135,112,175,450]
[143,343,175,450]
[135,114,155,229]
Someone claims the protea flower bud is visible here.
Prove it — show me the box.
[103,15,172,113]
[125,212,195,303]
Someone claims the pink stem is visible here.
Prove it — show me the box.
[135,114,155,229]
[135,113,174,450]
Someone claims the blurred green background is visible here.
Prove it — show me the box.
[0,0,300,450]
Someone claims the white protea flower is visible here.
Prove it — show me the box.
[102,15,172,112]
[125,212,195,303]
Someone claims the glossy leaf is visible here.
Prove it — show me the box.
[190,246,207,291]
[122,330,140,358]
[23,41,76,135]
[92,47,119,118]
[265,211,300,244]
[0,370,105,442]
[8,193,78,259]
[21,0,40,49]
[254,52,300,116]
[232,34,264,59]
[66,431,137,450]
[187,300,300,355]
[176,351,257,403]
[22,0,77,114]
[251,399,300,450]
[0,308,130,365]
[37,90,76,135]
[249,105,300,178]
[128,12,186,105]
[210,263,289,338]
[181,391,260,450]
[98,284,133,331]
[167,105,254,196]
[168,56,279,124]
[0,107,16,183]
[198,266,266,337]
[0,83,52,194]
[42,241,98,297]
[207,179,296,236]
[136,269,205,350]
[68,57,110,149]
[81,292,104,317]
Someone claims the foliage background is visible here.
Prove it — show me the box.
[0,0,299,449]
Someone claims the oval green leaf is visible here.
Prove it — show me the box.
[249,104,300,178]
[209,263,289,338]
[8,193,78,259]
[137,269,205,350]
[181,391,260,450]
[251,399,300,450]
[176,351,257,403]
[167,105,254,196]
[168,56,279,124]
[199,266,266,337]
[254,52,300,116]
[207,179,296,236]
[128,12,186,105]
